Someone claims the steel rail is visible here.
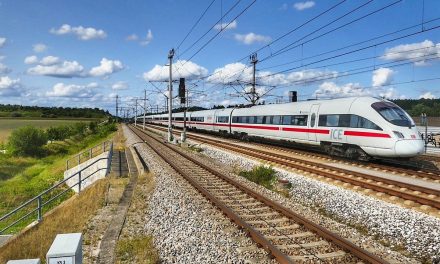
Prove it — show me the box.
[130,125,388,264]
[140,124,440,209]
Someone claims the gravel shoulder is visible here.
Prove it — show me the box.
[122,125,275,263]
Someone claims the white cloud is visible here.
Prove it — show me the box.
[0,76,22,96]
[28,60,85,78]
[24,55,39,64]
[207,62,337,86]
[372,67,394,87]
[50,24,107,40]
[140,29,153,46]
[112,81,129,90]
[46,82,98,97]
[382,40,440,66]
[89,58,124,77]
[234,33,271,45]
[293,1,315,11]
[0,63,11,74]
[314,82,367,98]
[0,37,6,48]
[126,34,139,41]
[143,60,208,81]
[214,20,237,31]
[419,91,436,99]
[33,43,47,53]
[40,56,60,66]
[379,87,401,99]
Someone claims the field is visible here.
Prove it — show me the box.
[0,118,96,143]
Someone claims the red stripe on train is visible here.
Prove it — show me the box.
[344,131,391,138]
[282,127,330,134]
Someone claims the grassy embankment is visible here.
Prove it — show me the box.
[0,177,110,262]
[0,121,116,233]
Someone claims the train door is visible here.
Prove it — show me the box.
[308,104,320,142]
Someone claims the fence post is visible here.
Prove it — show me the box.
[37,196,42,222]
[78,154,81,166]
[90,148,92,159]
[103,141,106,152]
[66,160,69,171]
[78,171,82,193]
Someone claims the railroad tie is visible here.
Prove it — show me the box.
[247,218,290,225]
[256,224,300,232]
[276,240,329,250]
[266,231,313,240]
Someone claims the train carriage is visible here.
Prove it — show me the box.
[142,96,424,159]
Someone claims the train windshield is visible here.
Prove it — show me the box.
[371,102,415,127]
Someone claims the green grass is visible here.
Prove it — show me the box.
[116,236,159,264]
[0,118,98,143]
[0,125,116,233]
[239,165,278,190]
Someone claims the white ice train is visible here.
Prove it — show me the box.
[143,96,424,159]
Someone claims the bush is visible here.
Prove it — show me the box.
[239,165,277,190]
[47,125,74,141]
[10,112,22,117]
[7,126,48,156]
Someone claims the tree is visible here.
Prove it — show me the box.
[7,126,48,156]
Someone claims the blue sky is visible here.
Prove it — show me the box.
[0,0,439,114]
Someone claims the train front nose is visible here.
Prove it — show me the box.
[394,139,425,157]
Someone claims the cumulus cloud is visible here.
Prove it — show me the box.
[214,20,237,31]
[112,81,129,90]
[50,24,107,40]
[140,30,154,46]
[24,55,39,64]
[314,82,366,98]
[126,34,139,41]
[293,1,315,11]
[40,56,60,66]
[382,40,440,66]
[0,76,23,96]
[0,37,6,48]
[143,60,208,81]
[234,33,271,45]
[28,60,85,78]
[46,82,98,97]
[206,62,337,86]
[89,58,124,77]
[33,43,47,53]
[419,91,436,99]
[372,67,394,87]
[0,63,11,75]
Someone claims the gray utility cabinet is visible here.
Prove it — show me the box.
[7,260,41,264]
[46,233,82,264]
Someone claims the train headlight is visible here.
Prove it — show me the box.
[393,131,405,139]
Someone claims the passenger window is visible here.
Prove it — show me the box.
[339,114,350,127]
[327,115,339,127]
[265,116,272,124]
[273,116,281,125]
[282,115,292,125]
[256,116,264,124]
[311,113,316,127]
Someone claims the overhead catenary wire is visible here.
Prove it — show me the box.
[260,0,403,63]
[176,0,217,51]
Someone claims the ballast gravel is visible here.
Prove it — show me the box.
[122,125,273,264]
[197,142,440,263]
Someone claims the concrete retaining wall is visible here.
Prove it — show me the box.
[64,151,110,193]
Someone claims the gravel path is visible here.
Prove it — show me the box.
[198,142,439,263]
[122,125,274,263]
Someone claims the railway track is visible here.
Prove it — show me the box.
[139,124,440,211]
[129,125,387,263]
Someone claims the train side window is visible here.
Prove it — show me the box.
[318,115,326,126]
[327,115,339,127]
[256,116,264,124]
[282,115,292,125]
[232,116,238,123]
[338,114,350,127]
[273,116,281,125]
[264,116,272,124]
[293,115,308,126]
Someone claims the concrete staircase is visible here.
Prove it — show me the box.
[110,150,129,177]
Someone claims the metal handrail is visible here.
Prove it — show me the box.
[66,140,113,170]
[0,142,113,234]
